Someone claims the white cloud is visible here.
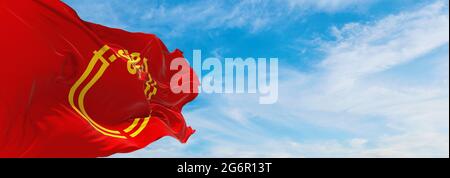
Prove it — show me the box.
[287,0,374,12]
[291,1,449,157]
[65,0,377,37]
[111,0,450,158]
[321,0,449,90]
[184,0,449,157]
[139,1,278,35]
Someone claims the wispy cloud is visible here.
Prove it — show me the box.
[277,1,449,157]
[64,0,449,158]
[65,0,375,36]
[141,0,375,35]
[120,0,450,158]
[322,1,449,90]
[287,0,375,12]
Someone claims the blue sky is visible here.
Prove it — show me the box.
[63,0,449,157]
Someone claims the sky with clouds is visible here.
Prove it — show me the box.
[63,0,449,157]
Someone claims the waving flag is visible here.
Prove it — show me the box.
[0,0,198,157]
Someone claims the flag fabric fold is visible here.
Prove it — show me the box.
[0,0,198,157]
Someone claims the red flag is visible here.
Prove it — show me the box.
[0,0,199,157]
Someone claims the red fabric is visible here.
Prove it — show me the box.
[0,0,198,157]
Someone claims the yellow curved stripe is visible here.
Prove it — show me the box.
[68,45,154,139]
[85,121,126,139]
[124,118,140,133]
[130,117,150,137]
[68,46,103,111]
[78,62,121,135]
[68,45,124,138]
